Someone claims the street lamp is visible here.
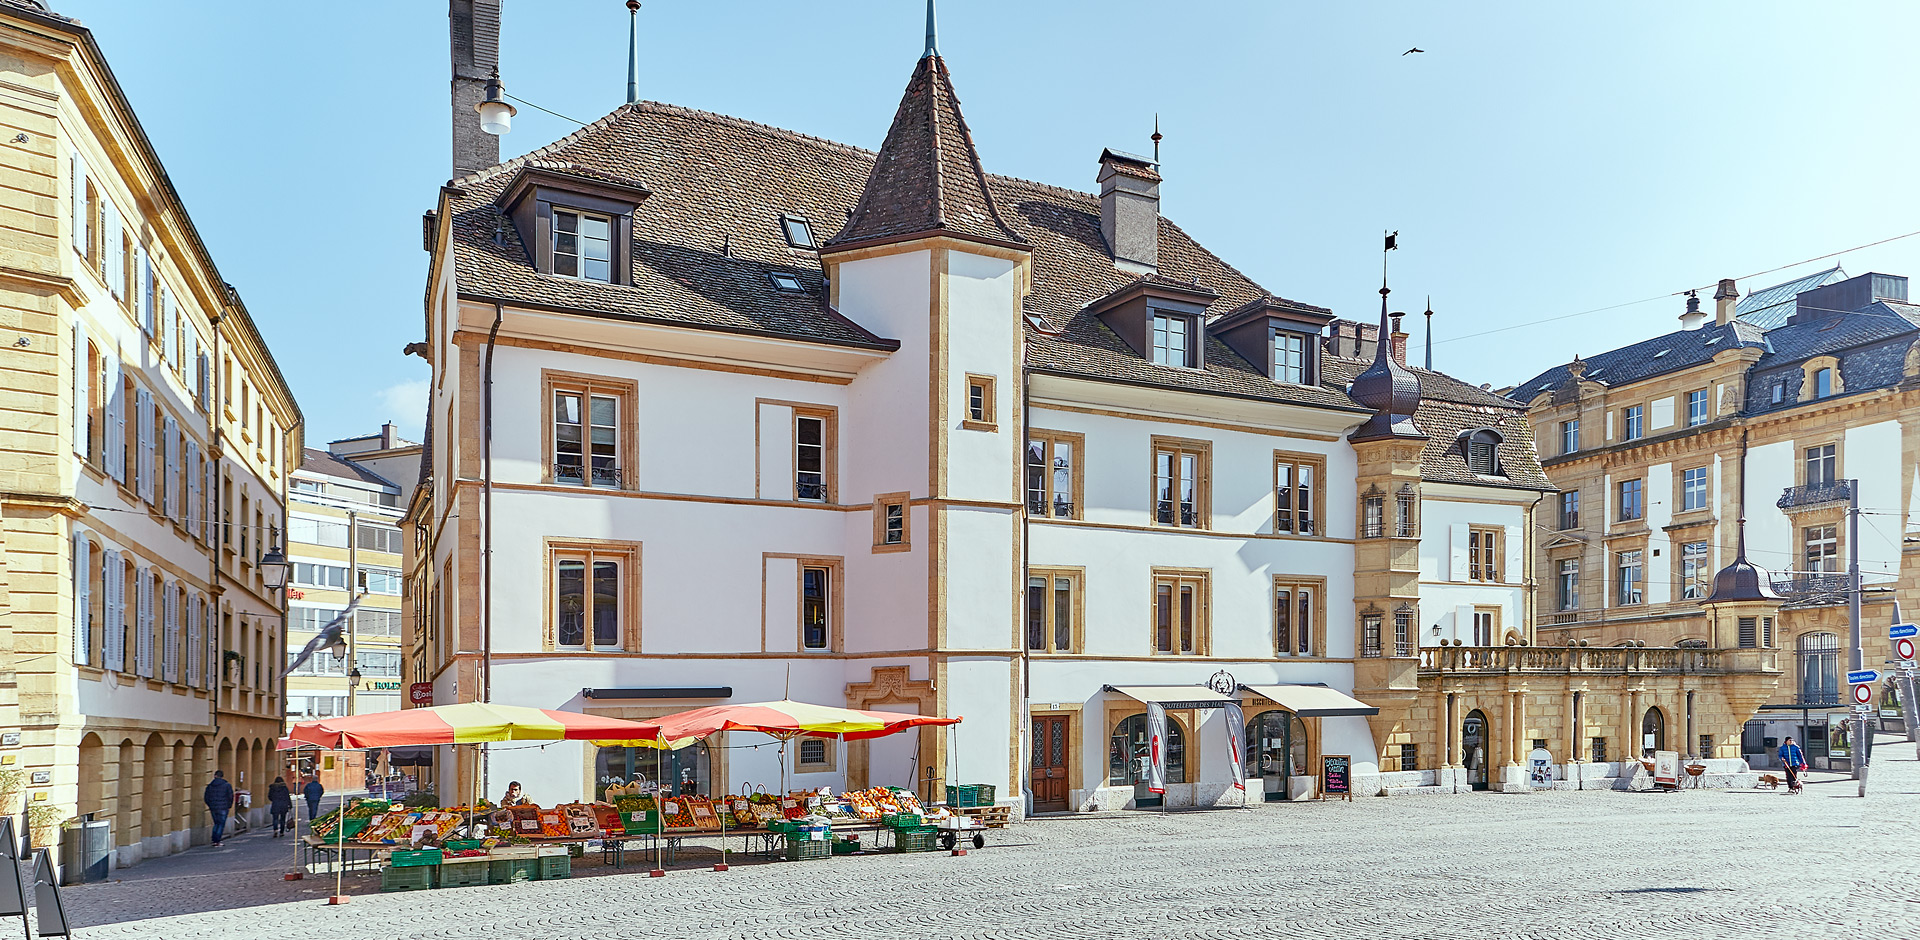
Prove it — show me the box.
[348,668,364,692]
[475,69,516,136]
[260,545,292,591]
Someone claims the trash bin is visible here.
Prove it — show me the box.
[59,818,111,885]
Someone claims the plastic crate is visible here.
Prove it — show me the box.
[389,849,443,868]
[442,839,486,852]
[380,865,435,892]
[538,854,571,880]
[784,838,831,861]
[437,859,489,889]
[831,837,860,855]
[945,785,991,808]
[894,827,939,854]
[620,811,660,834]
[488,858,539,885]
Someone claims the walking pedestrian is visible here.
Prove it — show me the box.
[1779,736,1807,794]
[267,777,293,837]
[203,770,234,846]
[303,775,325,823]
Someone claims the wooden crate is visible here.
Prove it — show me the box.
[954,805,1011,829]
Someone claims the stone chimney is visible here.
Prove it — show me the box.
[1679,290,1706,331]
[1097,148,1160,273]
[1712,278,1739,327]
[1326,319,1380,360]
[381,422,399,449]
[1389,312,1408,366]
[450,0,503,177]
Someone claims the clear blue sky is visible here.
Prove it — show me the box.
[63,0,1920,444]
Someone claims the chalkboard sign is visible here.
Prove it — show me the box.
[1322,755,1351,799]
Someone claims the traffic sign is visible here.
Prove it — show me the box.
[1898,637,1917,662]
[1853,683,1874,705]
[1892,623,1918,640]
[1847,669,1881,685]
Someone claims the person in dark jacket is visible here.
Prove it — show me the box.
[203,770,235,846]
[267,777,293,837]
[303,776,325,823]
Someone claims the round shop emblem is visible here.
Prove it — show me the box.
[1207,670,1237,697]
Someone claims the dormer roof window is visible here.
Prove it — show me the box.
[781,215,816,250]
[496,162,651,286]
[1459,427,1505,475]
[1084,276,1218,370]
[1210,294,1333,384]
[1151,312,1196,367]
[768,272,805,293]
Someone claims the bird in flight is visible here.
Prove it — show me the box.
[1403,47,1424,55]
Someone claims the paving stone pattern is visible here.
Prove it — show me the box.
[38,739,1920,939]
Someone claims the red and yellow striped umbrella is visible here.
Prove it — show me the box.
[287,703,662,750]
[604,699,959,749]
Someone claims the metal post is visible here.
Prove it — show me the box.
[345,510,358,717]
[1847,482,1867,795]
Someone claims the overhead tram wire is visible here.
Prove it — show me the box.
[1434,227,1920,348]
[503,93,588,127]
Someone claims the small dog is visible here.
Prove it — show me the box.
[1758,773,1783,790]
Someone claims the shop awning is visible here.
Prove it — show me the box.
[1240,684,1378,718]
[1103,686,1236,710]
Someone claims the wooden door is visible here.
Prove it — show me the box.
[1030,715,1069,812]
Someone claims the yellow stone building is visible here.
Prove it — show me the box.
[0,2,300,868]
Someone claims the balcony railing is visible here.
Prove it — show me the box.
[1771,573,1850,597]
[1777,480,1852,511]
[554,463,623,488]
[1419,645,1779,676]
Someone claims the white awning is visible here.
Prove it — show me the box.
[1104,685,1236,710]
[1241,684,1378,717]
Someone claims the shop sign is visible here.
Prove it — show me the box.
[1827,714,1852,759]
[1207,670,1237,697]
[370,681,401,692]
[409,682,433,706]
[1528,748,1553,788]
[1654,751,1680,789]
[1321,755,1350,800]
[0,732,17,747]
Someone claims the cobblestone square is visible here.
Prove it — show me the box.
[37,739,1920,940]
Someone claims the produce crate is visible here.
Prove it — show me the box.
[538,854,571,880]
[380,865,436,892]
[831,838,860,855]
[437,859,490,889]
[488,858,539,885]
[620,810,660,834]
[945,784,997,808]
[389,848,443,868]
[784,838,831,862]
[442,839,486,852]
[894,827,939,854]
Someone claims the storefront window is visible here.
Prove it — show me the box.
[595,742,711,799]
[1108,714,1185,787]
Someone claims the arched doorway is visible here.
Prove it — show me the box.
[1245,710,1309,802]
[1463,710,1489,791]
[77,735,106,821]
[1110,714,1184,807]
[141,734,168,842]
[1641,707,1666,757]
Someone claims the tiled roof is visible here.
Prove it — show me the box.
[299,448,399,490]
[1324,356,1554,490]
[1736,266,1845,330]
[1756,300,1920,366]
[1508,319,1768,403]
[825,55,1022,251]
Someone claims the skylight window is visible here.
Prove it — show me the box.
[1653,349,1669,358]
[781,215,816,249]
[768,272,805,293]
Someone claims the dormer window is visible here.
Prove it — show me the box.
[1460,428,1504,475]
[1151,312,1196,367]
[769,272,805,293]
[781,215,816,249]
[1272,331,1310,384]
[553,209,612,282]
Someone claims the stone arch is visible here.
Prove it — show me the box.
[171,739,190,846]
[141,733,168,842]
[191,737,211,844]
[76,734,106,821]
[113,738,136,846]
[1641,705,1668,756]
[1905,338,1920,380]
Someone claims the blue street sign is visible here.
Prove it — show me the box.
[1847,669,1881,685]
[1892,623,1919,640]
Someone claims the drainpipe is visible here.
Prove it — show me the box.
[480,303,503,801]
[1019,367,1032,816]
[208,310,224,749]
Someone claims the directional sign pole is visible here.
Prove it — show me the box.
[1893,605,1920,753]
[1846,483,1869,795]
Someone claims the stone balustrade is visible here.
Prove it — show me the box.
[1418,645,1781,676]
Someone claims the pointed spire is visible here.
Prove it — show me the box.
[924,0,939,59]
[825,33,1025,253]
[1423,296,1433,371]
[1152,114,1162,164]
[625,1,641,104]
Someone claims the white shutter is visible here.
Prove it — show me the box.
[185,594,199,687]
[136,388,153,503]
[203,459,216,545]
[105,355,124,484]
[196,351,210,410]
[70,150,86,255]
[205,602,219,691]
[140,250,154,337]
[72,529,91,666]
[134,567,153,678]
[1454,604,1476,644]
[102,550,124,671]
[72,320,87,456]
[163,577,178,683]
[105,202,121,299]
[164,416,179,518]
[186,441,200,534]
[1449,523,1469,581]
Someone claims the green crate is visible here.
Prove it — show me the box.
[831,838,860,855]
[380,865,436,892]
[538,854,571,880]
[442,839,486,852]
[620,810,660,834]
[389,849,443,868]
[488,858,539,885]
[784,838,831,862]
[945,785,982,808]
[436,860,489,888]
[895,828,939,854]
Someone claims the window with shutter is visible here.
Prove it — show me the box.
[104,357,124,484]
[71,150,86,256]
[204,601,218,691]
[203,460,216,544]
[135,389,153,502]
[72,321,87,456]
[163,578,178,683]
[186,594,201,687]
[163,416,178,518]
[141,250,154,336]
[72,530,90,667]
[102,550,124,671]
[135,567,153,678]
